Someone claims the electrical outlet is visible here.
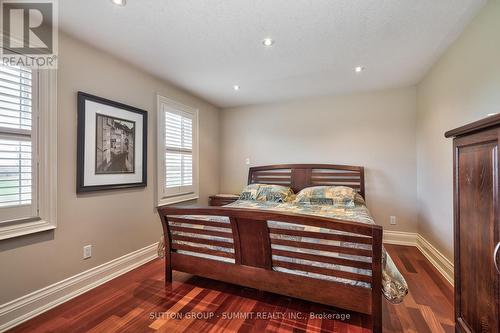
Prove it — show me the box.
[245,157,250,165]
[389,216,396,225]
[83,245,92,259]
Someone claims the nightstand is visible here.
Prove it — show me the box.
[209,194,239,206]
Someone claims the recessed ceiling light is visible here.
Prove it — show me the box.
[262,38,274,47]
[355,66,364,73]
[233,85,240,91]
[111,0,126,6]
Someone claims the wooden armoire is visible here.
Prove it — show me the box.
[446,116,500,333]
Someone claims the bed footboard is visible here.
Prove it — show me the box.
[157,206,383,332]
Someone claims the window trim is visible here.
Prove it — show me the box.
[0,69,57,240]
[156,95,199,206]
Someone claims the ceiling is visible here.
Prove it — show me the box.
[59,0,486,108]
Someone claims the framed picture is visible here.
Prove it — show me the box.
[77,92,147,192]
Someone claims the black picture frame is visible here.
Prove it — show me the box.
[77,92,147,193]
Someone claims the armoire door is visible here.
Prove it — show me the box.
[454,128,500,332]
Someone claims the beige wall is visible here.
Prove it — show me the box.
[416,0,500,260]
[0,32,220,303]
[220,87,418,232]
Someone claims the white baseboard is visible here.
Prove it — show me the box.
[383,231,454,286]
[415,234,454,285]
[383,230,417,246]
[0,242,159,333]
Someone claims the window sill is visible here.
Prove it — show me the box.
[0,218,56,241]
[158,193,199,206]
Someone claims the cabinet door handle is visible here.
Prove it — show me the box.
[495,242,500,274]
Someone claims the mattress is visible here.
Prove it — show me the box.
[158,199,408,304]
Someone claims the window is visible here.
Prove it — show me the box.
[0,64,57,240]
[0,65,36,222]
[157,95,198,205]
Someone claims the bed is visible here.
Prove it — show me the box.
[157,164,408,332]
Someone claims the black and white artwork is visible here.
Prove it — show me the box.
[77,92,147,192]
[95,114,135,174]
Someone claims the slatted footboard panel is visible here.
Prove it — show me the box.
[167,216,236,263]
[268,220,373,287]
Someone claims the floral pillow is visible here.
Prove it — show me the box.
[293,186,357,207]
[239,184,295,202]
[239,183,261,201]
[354,193,366,205]
[256,184,295,202]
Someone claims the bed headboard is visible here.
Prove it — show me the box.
[248,164,365,198]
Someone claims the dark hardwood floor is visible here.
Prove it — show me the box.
[8,244,453,333]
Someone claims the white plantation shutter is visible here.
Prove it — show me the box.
[0,64,37,222]
[157,96,198,204]
[165,111,193,189]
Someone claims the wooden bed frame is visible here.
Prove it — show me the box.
[157,164,382,332]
